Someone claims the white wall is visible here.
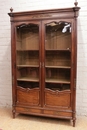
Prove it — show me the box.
[0,0,87,116]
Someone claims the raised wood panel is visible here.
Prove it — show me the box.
[44,110,72,117]
[45,90,71,107]
[15,107,72,118]
[16,107,42,114]
[17,87,40,106]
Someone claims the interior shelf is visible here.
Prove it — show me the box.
[17,77,39,82]
[46,65,71,69]
[17,65,70,69]
[45,49,71,52]
[45,79,70,84]
[17,65,39,68]
[16,49,39,51]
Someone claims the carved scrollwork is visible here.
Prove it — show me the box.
[32,14,52,18]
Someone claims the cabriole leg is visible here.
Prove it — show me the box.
[12,109,16,118]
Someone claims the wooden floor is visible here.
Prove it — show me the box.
[0,108,87,130]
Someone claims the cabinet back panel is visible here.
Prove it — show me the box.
[46,83,70,91]
[46,28,71,50]
[16,25,39,50]
[17,67,39,78]
[17,81,39,89]
[22,31,39,50]
[45,51,71,66]
[46,68,70,80]
[16,51,39,65]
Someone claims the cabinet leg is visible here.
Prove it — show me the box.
[73,119,76,127]
[12,109,16,119]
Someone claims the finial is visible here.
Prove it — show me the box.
[10,7,13,12]
[74,0,78,7]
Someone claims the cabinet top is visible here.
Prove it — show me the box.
[8,4,80,21]
[8,7,80,16]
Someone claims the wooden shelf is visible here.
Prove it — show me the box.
[45,79,70,84]
[17,65,39,68]
[45,49,71,52]
[17,65,70,69]
[17,77,39,82]
[16,49,39,51]
[46,65,71,69]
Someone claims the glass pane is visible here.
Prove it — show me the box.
[45,51,71,67]
[45,21,71,91]
[17,81,39,89]
[45,68,70,84]
[17,67,39,81]
[45,83,70,91]
[45,22,71,50]
[16,51,39,66]
[16,24,39,89]
[16,24,39,50]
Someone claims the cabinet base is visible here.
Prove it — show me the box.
[12,106,76,127]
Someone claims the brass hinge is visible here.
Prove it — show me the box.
[72,63,74,68]
[14,63,16,68]
[12,76,14,85]
[74,78,76,90]
[40,62,41,68]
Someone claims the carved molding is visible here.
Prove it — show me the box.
[32,14,52,19]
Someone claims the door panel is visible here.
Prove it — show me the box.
[42,20,73,108]
[45,89,71,108]
[17,87,39,106]
[15,22,42,106]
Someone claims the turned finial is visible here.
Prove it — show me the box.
[74,0,78,7]
[10,7,13,12]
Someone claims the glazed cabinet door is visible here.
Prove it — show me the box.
[13,22,42,107]
[42,20,74,109]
